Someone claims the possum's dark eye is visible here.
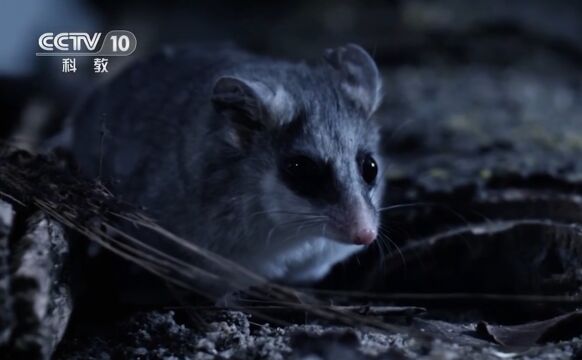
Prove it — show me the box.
[280,155,328,198]
[360,154,378,184]
[284,155,320,180]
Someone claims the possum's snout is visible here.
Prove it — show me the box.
[352,228,377,245]
[332,197,378,245]
[349,212,377,245]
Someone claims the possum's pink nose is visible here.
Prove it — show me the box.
[352,228,377,245]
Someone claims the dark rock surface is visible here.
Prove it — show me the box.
[0,200,73,360]
[0,201,14,347]
[380,64,582,190]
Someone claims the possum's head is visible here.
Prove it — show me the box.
[211,44,384,246]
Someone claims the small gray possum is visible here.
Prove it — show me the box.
[71,43,385,285]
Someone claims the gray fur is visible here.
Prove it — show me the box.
[71,44,384,286]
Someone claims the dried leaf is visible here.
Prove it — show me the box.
[476,311,582,348]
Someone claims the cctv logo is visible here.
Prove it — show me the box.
[39,33,102,52]
[36,30,137,57]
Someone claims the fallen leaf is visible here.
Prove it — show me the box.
[476,311,582,348]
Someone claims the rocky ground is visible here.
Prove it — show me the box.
[52,311,582,359]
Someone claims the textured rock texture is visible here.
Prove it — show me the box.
[0,200,73,360]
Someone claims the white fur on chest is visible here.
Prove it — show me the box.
[241,236,362,283]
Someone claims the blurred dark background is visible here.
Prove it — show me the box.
[2,0,582,151]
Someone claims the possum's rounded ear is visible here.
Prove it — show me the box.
[324,44,382,115]
[211,76,295,129]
